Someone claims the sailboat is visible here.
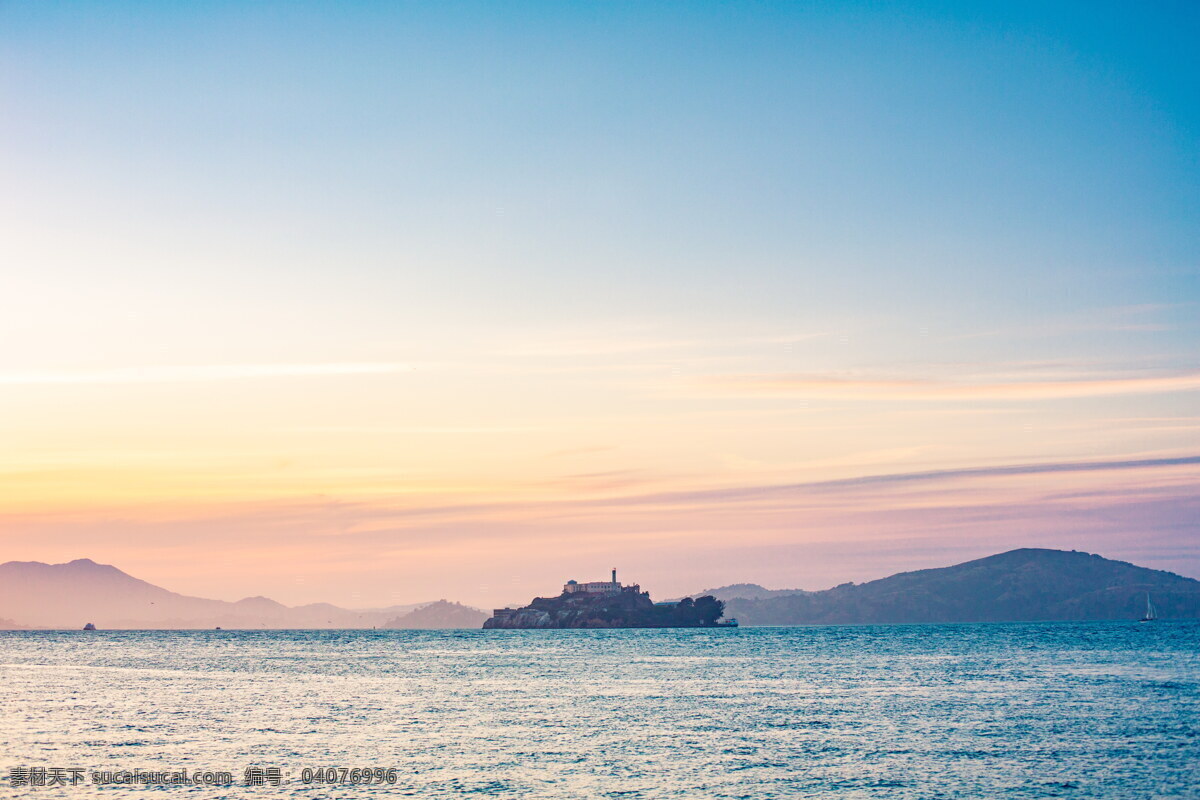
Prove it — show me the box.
[1139,592,1158,623]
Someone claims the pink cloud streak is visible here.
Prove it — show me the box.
[698,370,1200,400]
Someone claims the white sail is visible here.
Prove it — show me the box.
[1142,592,1158,622]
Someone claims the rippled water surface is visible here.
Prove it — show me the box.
[2,623,1198,798]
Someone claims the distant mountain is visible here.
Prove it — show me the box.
[0,559,431,629]
[723,549,1200,625]
[679,583,810,603]
[384,600,489,629]
[10,549,1193,630]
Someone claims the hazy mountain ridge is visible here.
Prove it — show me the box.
[722,549,1200,625]
[385,600,490,629]
[0,559,436,629]
[5,549,1196,629]
[678,583,811,603]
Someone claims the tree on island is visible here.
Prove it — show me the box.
[668,595,724,626]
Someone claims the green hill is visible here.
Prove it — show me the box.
[725,549,1200,625]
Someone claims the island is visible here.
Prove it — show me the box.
[483,569,732,629]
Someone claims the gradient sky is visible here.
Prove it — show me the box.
[2,1,1198,608]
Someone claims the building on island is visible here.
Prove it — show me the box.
[490,569,641,621]
[489,607,518,623]
[563,568,639,596]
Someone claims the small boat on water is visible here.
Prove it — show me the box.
[1140,593,1158,623]
[716,618,739,627]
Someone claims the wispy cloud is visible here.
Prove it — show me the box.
[285,425,543,435]
[6,453,1198,604]
[546,445,617,458]
[496,330,830,359]
[183,453,1200,525]
[949,303,1186,341]
[697,370,1200,401]
[570,454,1200,508]
[761,453,1200,492]
[0,363,412,386]
[499,337,703,358]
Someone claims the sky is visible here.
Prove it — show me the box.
[1,1,1198,609]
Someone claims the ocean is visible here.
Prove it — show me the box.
[2,622,1197,798]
